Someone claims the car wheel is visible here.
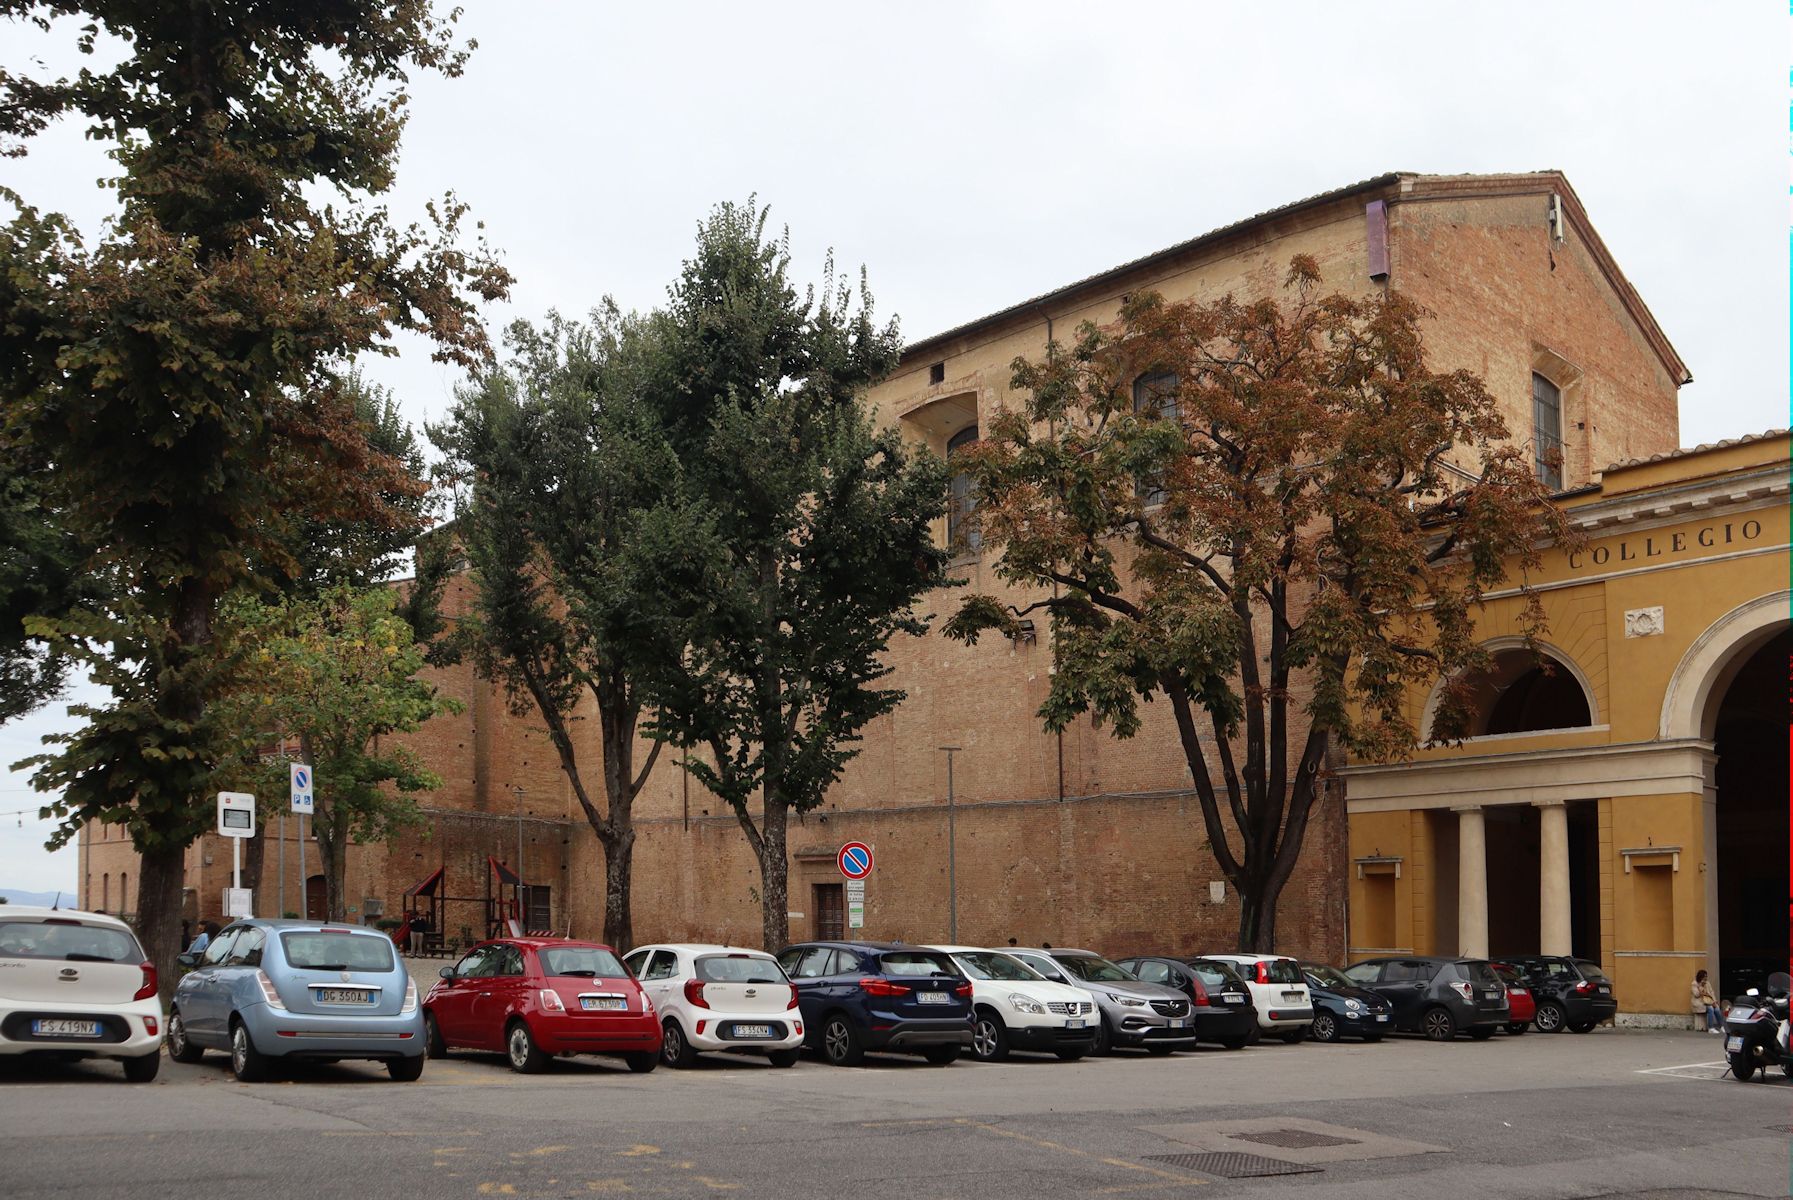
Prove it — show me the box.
[1729,1053,1755,1081]
[1533,1001,1566,1033]
[1506,1022,1528,1035]
[424,1013,447,1059]
[122,1052,161,1083]
[166,1009,204,1064]
[821,1015,864,1067]
[1145,1042,1177,1056]
[505,1020,548,1074]
[1279,1027,1307,1044]
[971,1010,1009,1062]
[661,1018,699,1069]
[1310,1012,1339,1042]
[230,1019,269,1083]
[1467,1027,1495,1041]
[1219,1035,1249,1051]
[767,1048,801,1069]
[1568,1021,1597,1034]
[386,1055,424,1082]
[1054,1047,1088,1062]
[1246,1023,1262,1046]
[1092,1016,1114,1056]
[1421,1007,1457,1042]
[921,1045,960,1066]
[623,1052,659,1074]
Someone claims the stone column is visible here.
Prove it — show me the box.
[1455,805,1489,959]
[1537,801,1572,956]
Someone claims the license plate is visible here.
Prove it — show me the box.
[1484,991,1500,1001]
[581,996,626,1011]
[1376,1013,1389,1022]
[916,992,952,1005]
[1726,1036,1743,1053]
[1169,1018,1189,1028]
[1598,984,1610,993]
[317,989,372,1005]
[732,1023,772,1039]
[32,1019,101,1038]
[1066,1019,1085,1029]
[1223,993,1247,1004]
[1282,991,1303,1000]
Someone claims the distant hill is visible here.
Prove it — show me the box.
[0,888,75,908]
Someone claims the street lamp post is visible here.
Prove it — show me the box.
[939,746,961,943]
[513,785,526,928]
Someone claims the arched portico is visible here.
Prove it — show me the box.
[1658,589,1791,741]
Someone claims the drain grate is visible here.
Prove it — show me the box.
[1145,1152,1322,1178]
[1232,1129,1360,1149]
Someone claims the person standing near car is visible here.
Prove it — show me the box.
[187,920,220,957]
[1692,969,1721,1032]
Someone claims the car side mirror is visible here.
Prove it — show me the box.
[177,953,197,967]
[438,965,457,980]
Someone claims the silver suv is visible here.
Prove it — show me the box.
[1007,947,1195,1055]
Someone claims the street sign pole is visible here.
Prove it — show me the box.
[298,815,306,919]
[289,762,314,920]
[278,811,286,921]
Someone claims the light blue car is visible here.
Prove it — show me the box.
[169,919,424,1081]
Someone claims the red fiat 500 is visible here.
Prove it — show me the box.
[423,938,661,1073]
[1491,961,1536,1034]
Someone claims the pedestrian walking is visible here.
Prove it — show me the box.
[1692,969,1722,1032]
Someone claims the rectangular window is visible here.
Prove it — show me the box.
[928,361,945,386]
[1532,373,1564,490]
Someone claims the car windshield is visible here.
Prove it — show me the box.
[879,951,958,978]
[694,954,784,984]
[1258,958,1302,984]
[953,952,1039,982]
[1491,964,1522,985]
[1188,962,1238,988]
[0,920,141,963]
[280,931,394,972]
[539,947,627,978]
[1055,955,1135,983]
[1574,961,1609,983]
[1302,963,1352,989]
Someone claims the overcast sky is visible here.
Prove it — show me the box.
[2,2,1786,894]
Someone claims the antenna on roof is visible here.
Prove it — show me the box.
[51,891,60,910]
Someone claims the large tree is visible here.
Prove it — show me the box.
[946,258,1577,951]
[644,203,951,951]
[0,2,508,990]
[434,310,685,949]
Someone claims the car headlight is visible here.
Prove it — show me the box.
[1008,994,1047,1015]
[1345,998,1361,1011]
[1109,994,1147,1007]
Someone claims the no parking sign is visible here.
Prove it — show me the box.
[837,842,873,880]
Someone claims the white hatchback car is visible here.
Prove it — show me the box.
[1203,953,1315,1042]
[623,943,805,1068]
[0,907,164,1081]
[927,945,1098,1062]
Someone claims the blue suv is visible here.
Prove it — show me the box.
[777,941,973,1066]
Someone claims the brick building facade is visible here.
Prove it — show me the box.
[79,171,1690,974]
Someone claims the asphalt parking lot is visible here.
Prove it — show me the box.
[0,1026,1785,1200]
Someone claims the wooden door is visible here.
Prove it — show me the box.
[814,883,844,941]
[304,875,325,921]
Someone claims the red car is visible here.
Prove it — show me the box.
[423,937,661,1073]
[1491,962,1536,1034]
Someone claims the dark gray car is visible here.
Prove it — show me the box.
[1343,956,1509,1041]
[1007,948,1196,1055]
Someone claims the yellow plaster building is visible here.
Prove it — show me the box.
[1342,431,1790,1019]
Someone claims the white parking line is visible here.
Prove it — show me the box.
[1635,1060,1728,1075]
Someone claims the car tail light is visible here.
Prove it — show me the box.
[1189,976,1210,1007]
[786,985,800,1010]
[1574,981,1596,995]
[538,989,565,1013]
[954,982,973,999]
[1254,963,1269,984]
[684,978,710,1009]
[1449,980,1473,1003]
[321,928,352,934]
[695,1019,707,1035]
[401,979,419,1014]
[144,1016,159,1036]
[133,961,157,1002]
[859,977,910,998]
[255,971,288,1010]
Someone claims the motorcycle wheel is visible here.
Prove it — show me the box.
[1729,1052,1755,1081]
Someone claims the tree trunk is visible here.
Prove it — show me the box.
[1235,872,1282,953]
[601,826,634,948]
[242,815,268,914]
[756,795,790,952]
[136,843,187,1004]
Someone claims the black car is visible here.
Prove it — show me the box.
[1114,956,1258,1050]
[1343,956,1509,1041]
[1501,955,1617,1033]
[1298,962,1393,1042]
[776,941,974,1066]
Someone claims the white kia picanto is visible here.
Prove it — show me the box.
[0,907,164,1081]
[622,943,806,1068]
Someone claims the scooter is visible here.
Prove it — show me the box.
[1723,970,1791,1082]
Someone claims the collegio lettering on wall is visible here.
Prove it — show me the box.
[1567,520,1764,570]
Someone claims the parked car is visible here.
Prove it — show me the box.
[1297,962,1393,1042]
[1203,954,1316,1042]
[622,943,804,1068]
[0,907,163,1082]
[1005,947,1195,1055]
[926,945,1097,1062]
[1489,962,1536,1034]
[776,941,973,1066]
[172,919,424,1081]
[1112,955,1257,1050]
[1501,955,1617,1033]
[1343,956,1509,1041]
[424,937,659,1074]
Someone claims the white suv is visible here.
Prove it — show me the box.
[0,907,164,1081]
[1204,953,1315,1042]
[624,943,805,1068]
[927,945,1098,1062]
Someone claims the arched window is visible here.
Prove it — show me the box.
[947,424,981,554]
[1132,371,1180,506]
[1532,372,1563,490]
[1439,647,1593,738]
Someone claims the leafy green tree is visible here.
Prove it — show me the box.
[434,311,685,949]
[643,204,951,951]
[946,259,1577,951]
[0,455,87,724]
[212,586,460,921]
[0,2,508,988]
